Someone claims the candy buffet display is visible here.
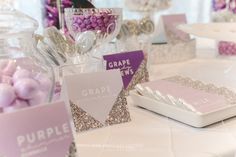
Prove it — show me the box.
[212,0,236,55]
[0,2,54,112]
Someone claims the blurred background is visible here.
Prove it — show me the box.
[13,0,212,34]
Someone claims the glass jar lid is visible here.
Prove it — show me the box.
[0,0,38,38]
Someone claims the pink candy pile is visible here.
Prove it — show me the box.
[72,11,117,34]
[0,59,52,113]
[218,41,236,55]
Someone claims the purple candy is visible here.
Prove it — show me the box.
[95,26,101,30]
[86,25,92,29]
[101,27,107,33]
[218,41,236,55]
[84,19,91,25]
[103,17,109,23]
[85,15,91,19]
[71,11,117,35]
[72,23,79,31]
[91,22,98,28]
[90,16,97,22]
[80,23,86,29]
[97,19,103,24]
[79,16,85,20]
[77,19,83,24]
[81,28,87,32]
[98,22,104,27]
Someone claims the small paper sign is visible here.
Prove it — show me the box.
[157,14,190,44]
[0,101,77,157]
[103,50,145,89]
[62,70,123,124]
[61,70,131,132]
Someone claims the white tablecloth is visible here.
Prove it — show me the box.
[76,38,236,157]
[76,105,236,157]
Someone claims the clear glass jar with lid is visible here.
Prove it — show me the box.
[0,0,54,113]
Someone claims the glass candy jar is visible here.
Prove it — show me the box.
[0,3,54,113]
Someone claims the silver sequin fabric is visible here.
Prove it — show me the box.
[165,76,236,105]
[126,59,149,93]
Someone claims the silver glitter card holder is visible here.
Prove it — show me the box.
[61,69,131,132]
[130,76,236,128]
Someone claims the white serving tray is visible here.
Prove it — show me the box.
[130,91,236,128]
[178,23,236,42]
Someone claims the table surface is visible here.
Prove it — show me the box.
[75,39,236,157]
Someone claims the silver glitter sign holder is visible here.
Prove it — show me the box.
[61,69,131,133]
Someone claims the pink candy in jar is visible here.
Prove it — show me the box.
[0,59,52,113]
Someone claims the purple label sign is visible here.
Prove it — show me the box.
[103,50,144,89]
[0,101,76,157]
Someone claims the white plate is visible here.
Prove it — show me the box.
[178,23,236,42]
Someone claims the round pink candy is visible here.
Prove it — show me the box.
[14,78,39,99]
[1,75,13,85]
[28,91,47,106]
[0,84,16,107]
[3,100,28,113]
[2,60,16,76]
[0,60,9,70]
[13,69,31,82]
[34,74,52,91]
